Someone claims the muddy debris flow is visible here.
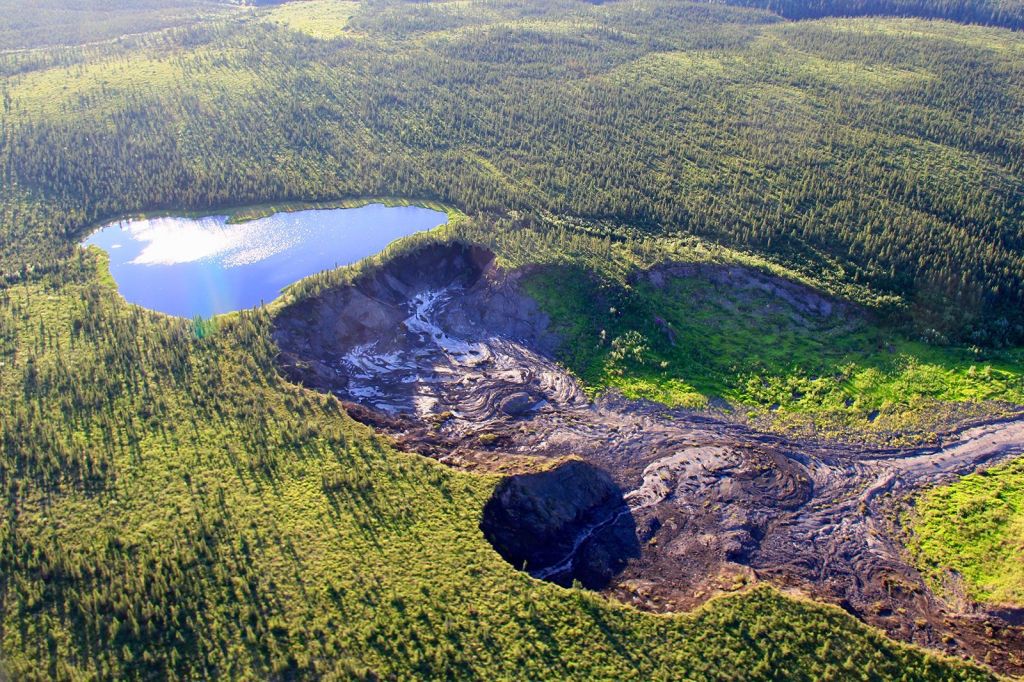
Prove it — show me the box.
[273,244,1024,674]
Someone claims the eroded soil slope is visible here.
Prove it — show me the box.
[273,243,1024,674]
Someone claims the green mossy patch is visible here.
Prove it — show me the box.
[908,456,1024,607]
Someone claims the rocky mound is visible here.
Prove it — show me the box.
[481,459,639,589]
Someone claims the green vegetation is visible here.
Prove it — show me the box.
[450,215,1024,443]
[908,456,1024,606]
[0,0,241,50]
[1,1,1023,344]
[523,255,1024,442]
[723,0,1024,29]
[262,0,359,40]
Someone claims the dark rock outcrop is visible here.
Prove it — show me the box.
[480,459,639,589]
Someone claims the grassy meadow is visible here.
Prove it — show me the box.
[908,457,1024,607]
[525,263,1024,442]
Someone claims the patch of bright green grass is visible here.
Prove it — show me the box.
[908,456,1024,606]
[524,264,1024,438]
[262,0,360,40]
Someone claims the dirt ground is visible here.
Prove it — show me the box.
[273,243,1024,675]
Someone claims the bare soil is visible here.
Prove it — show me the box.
[273,243,1024,675]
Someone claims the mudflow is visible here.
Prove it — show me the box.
[273,243,1024,674]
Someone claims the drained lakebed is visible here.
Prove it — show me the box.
[84,203,448,317]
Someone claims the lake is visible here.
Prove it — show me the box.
[84,203,448,318]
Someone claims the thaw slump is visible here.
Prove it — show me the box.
[273,243,1024,675]
[335,285,576,420]
[480,460,639,588]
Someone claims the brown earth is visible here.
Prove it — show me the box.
[272,243,1024,675]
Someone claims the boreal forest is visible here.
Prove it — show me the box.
[0,0,1023,680]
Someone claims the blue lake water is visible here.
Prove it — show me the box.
[84,203,448,318]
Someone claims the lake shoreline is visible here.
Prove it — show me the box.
[83,202,451,318]
[74,196,462,239]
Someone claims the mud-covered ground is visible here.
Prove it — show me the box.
[273,244,1024,674]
